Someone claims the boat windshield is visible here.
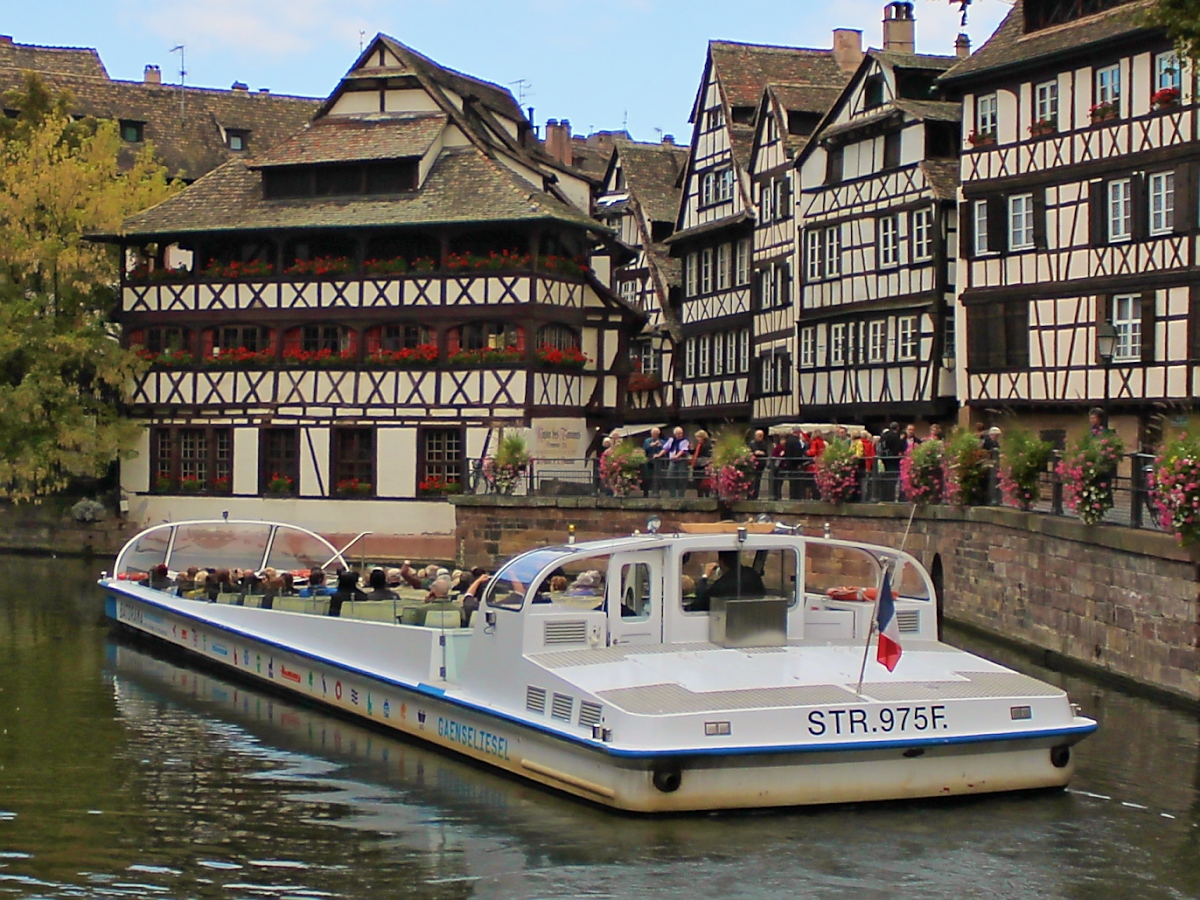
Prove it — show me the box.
[485,548,576,611]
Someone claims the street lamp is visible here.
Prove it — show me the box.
[1096,322,1117,412]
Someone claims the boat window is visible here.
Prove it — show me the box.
[485,548,575,611]
[679,547,796,613]
[535,556,611,610]
[618,562,652,619]
[118,528,171,577]
[893,559,932,601]
[803,543,881,598]
[266,528,343,574]
[168,523,272,573]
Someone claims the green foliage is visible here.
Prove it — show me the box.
[1144,0,1200,68]
[998,427,1053,511]
[944,428,991,508]
[813,437,859,504]
[494,431,531,469]
[0,74,180,500]
[710,429,754,471]
[599,440,646,497]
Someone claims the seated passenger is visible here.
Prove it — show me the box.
[567,570,602,597]
[261,576,283,610]
[424,577,453,603]
[280,572,295,596]
[149,564,171,591]
[299,568,331,597]
[690,551,766,612]
[328,570,368,617]
[549,575,569,593]
[365,567,398,601]
[207,569,230,602]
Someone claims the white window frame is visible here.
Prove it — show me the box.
[760,353,775,394]
[1096,64,1120,108]
[698,334,711,377]
[684,338,696,378]
[805,230,823,281]
[868,320,887,363]
[685,252,698,297]
[878,215,900,268]
[912,209,933,261]
[774,179,787,220]
[1009,193,1035,251]
[1112,294,1141,361]
[716,243,731,290]
[974,200,990,256]
[760,181,774,223]
[976,93,998,139]
[701,172,715,206]
[707,106,725,131]
[825,225,841,276]
[712,329,725,376]
[727,331,738,374]
[1156,51,1182,92]
[1150,171,1175,236]
[897,315,918,360]
[830,323,846,366]
[760,267,776,308]
[800,327,816,368]
[735,239,751,285]
[1034,81,1058,127]
[1108,178,1132,243]
[701,248,714,293]
[716,168,735,203]
[739,328,750,373]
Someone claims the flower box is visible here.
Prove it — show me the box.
[448,347,523,367]
[265,473,295,495]
[138,348,194,368]
[535,344,588,369]
[212,476,232,493]
[364,257,410,276]
[1028,118,1057,137]
[283,256,355,277]
[335,478,373,496]
[202,259,274,279]
[154,476,173,493]
[282,348,357,368]
[1089,101,1119,123]
[1152,87,1180,109]
[967,129,995,148]
[128,264,191,284]
[366,344,439,368]
[179,477,205,493]
[418,476,462,497]
[203,347,274,367]
[627,372,663,392]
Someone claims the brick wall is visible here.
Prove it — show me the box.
[454,496,1200,703]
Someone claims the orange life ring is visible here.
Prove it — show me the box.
[826,586,865,601]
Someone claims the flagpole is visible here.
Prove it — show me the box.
[854,503,916,696]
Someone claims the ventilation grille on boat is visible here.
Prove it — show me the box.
[896,609,921,634]
[525,685,546,714]
[551,692,574,722]
[578,701,603,728]
[544,620,588,645]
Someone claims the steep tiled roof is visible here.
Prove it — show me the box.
[709,41,848,110]
[616,141,688,224]
[113,146,602,237]
[251,113,446,167]
[919,160,960,201]
[766,83,845,154]
[940,0,1151,85]
[867,50,958,72]
[818,98,961,140]
[0,68,318,181]
[0,39,107,78]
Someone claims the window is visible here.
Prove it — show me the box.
[701,172,715,206]
[883,132,901,169]
[142,326,189,354]
[706,106,725,131]
[760,181,774,223]
[728,331,740,373]
[898,316,918,360]
[214,325,267,353]
[774,179,788,220]
[1095,64,1120,109]
[825,146,844,185]
[759,266,776,309]
[764,114,777,143]
[698,334,711,377]
[536,324,579,351]
[1108,178,1132,242]
[805,229,823,281]
[864,75,885,110]
[686,252,698,297]
[713,329,725,376]
[421,428,463,493]
[1112,294,1142,361]
[120,120,144,143]
[943,310,956,362]
[700,248,713,294]
[1034,81,1058,128]
[800,327,816,367]
[735,239,751,285]
[830,323,846,365]
[1009,194,1035,250]
[718,168,735,202]
[739,328,750,372]
[260,427,299,495]
[332,428,374,495]
[1150,171,1175,235]
[824,225,841,277]
[974,200,990,256]
[684,338,696,378]
[912,208,933,260]
[632,338,661,377]
[868,320,887,363]
[1156,52,1181,92]
[716,243,731,290]
[226,129,249,151]
[302,324,350,354]
[878,215,900,268]
[458,321,522,351]
[152,427,232,492]
[263,160,419,198]
[619,279,638,305]
[760,354,775,394]
[976,94,998,139]
[967,301,1029,369]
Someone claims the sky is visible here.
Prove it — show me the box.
[6,0,1012,143]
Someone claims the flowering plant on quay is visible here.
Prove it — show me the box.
[484,431,531,495]
[998,427,1053,511]
[1055,429,1125,525]
[900,439,945,505]
[813,437,859,503]
[1148,428,1200,545]
[944,428,992,507]
[599,440,646,498]
[707,431,755,503]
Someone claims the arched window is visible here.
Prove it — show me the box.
[365,323,432,353]
[281,325,357,363]
[201,325,272,359]
[447,322,524,353]
[129,326,193,364]
[536,324,579,351]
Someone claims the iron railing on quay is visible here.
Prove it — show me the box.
[465,452,1164,532]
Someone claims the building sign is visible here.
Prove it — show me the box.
[533,419,587,460]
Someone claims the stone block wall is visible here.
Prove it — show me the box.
[453,496,1200,703]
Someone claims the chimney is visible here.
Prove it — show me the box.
[0,36,13,46]
[883,2,916,54]
[258,87,270,95]
[955,33,971,58]
[231,81,249,92]
[144,64,161,84]
[832,28,864,74]
[662,134,675,145]
[544,117,572,166]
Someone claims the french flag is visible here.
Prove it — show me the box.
[875,570,903,672]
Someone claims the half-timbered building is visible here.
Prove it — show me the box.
[794,4,962,429]
[668,36,858,424]
[941,0,1194,445]
[98,35,643,536]
[596,139,689,420]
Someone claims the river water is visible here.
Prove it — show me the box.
[0,555,1197,899]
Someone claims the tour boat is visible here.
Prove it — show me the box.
[100,518,1096,812]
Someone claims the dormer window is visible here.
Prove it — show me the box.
[731,106,755,125]
[120,120,144,143]
[787,110,820,136]
[226,129,249,151]
[864,76,885,110]
[263,159,420,199]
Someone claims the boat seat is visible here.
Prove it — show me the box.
[424,609,462,629]
[467,610,476,627]
[345,603,397,623]
[400,606,424,625]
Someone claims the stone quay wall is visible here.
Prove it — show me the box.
[453,496,1200,704]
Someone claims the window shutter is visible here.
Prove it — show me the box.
[127,328,145,347]
[201,329,215,357]
[1175,161,1197,235]
[283,328,302,354]
[1190,286,1200,360]
[987,195,1007,253]
[1141,292,1157,363]
[1089,180,1107,246]
[1032,190,1048,249]
[515,325,526,352]
[782,265,792,306]
[959,201,975,260]
[365,326,381,354]
[1130,173,1148,243]
[780,178,791,217]
[264,328,276,354]
[1007,300,1030,369]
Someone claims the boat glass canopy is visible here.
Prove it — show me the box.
[485,547,577,610]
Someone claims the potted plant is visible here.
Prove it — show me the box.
[364,256,410,276]
[707,430,756,504]
[204,347,274,367]
[202,259,274,279]
[283,256,354,277]
[1028,118,1057,137]
[336,477,373,496]
[943,428,991,507]
[448,346,523,367]
[1055,429,1125,525]
[1089,100,1120,123]
[418,475,461,496]
[998,427,1053,511]
[1149,426,1200,544]
[265,472,295,495]
[598,440,646,498]
[138,348,194,368]
[967,128,995,148]
[484,431,531,494]
[154,475,173,493]
[282,347,357,368]
[179,476,205,493]
[1152,87,1181,109]
[212,475,232,493]
[900,439,946,505]
[627,372,663,392]
[814,437,860,504]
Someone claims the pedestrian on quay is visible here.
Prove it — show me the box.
[902,423,922,453]
[782,427,807,499]
[642,426,663,497]
[691,429,713,497]
[748,428,770,499]
[663,426,691,498]
[878,422,905,501]
[770,432,787,500]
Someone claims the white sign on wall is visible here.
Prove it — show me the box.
[532,418,588,460]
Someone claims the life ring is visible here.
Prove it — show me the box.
[826,586,865,601]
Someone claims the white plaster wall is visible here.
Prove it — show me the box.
[300,427,330,497]
[123,428,151,494]
[383,89,440,112]
[328,91,377,115]
[232,427,259,495]
[376,427,417,497]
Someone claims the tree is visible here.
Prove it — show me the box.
[0,73,180,501]
[1144,0,1200,66]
